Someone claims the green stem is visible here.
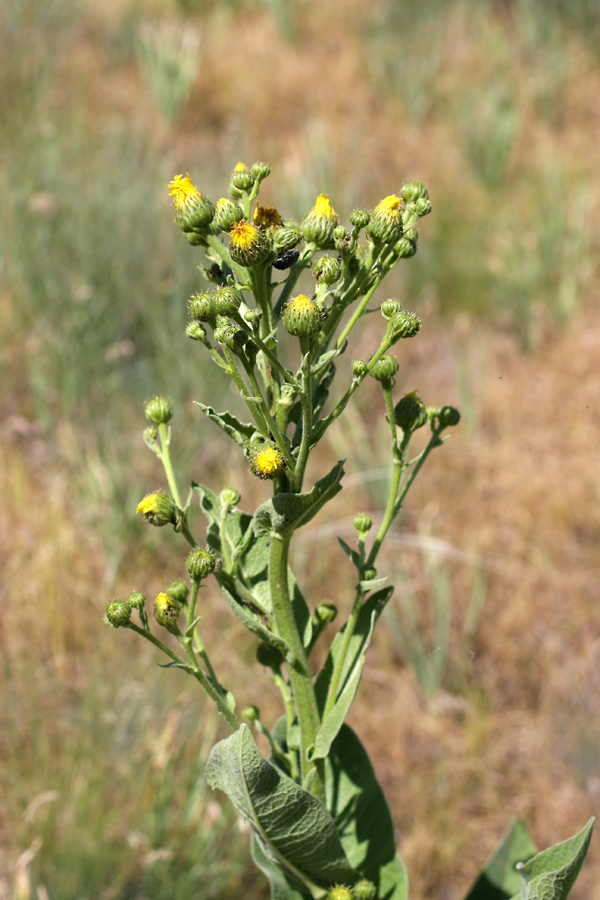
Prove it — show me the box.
[242,361,296,473]
[158,423,182,508]
[291,343,313,491]
[269,532,325,800]
[322,586,363,720]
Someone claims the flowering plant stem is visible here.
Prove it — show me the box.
[105,164,594,900]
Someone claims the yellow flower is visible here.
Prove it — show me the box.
[302,193,339,248]
[229,220,272,266]
[312,193,337,220]
[251,446,286,480]
[136,492,177,526]
[253,203,283,228]
[367,193,404,244]
[168,173,201,211]
[373,194,403,218]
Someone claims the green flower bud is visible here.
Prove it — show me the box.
[230,162,255,194]
[313,602,338,625]
[366,194,404,244]
[229,220,273,267]
[220,487,241,508]
[136,492,178,527]
[166,580,189,605]
[242,705,260,723]
[349,208,371,229]
[250,443,286,480]
[212,286,242,316]
[326,886,354,900]
[302,193,339,248]
[154,592,181,631]
[381,299,402,319]
[312,255,341,284]
[189,292,216,322]
[168,174,215,232]
[351,359,368,378]
[186,231,206,246]
[127,591,146,610]
[283,294,324,337]
[244,309,261,328]
[368,354,399,384]
[186,547,218,581]
[256,642,284,669]
[361,566,377,581]
[353,513,373,536]
[105,599,132,628]
[274,224,303,251]
[400,180,429,203]
[251,161,271,181]
[186,321,208,341]
[214,197,244,232]
[144,395,173,425]
[353,879,377,900]
[414,196,432,217]
[389,311,421,340]
[438,405,461,428]
[395,236,417,258]
[214,323,246,353]
[394,391,428,432]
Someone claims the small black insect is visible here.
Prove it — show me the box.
[272,249,300,270]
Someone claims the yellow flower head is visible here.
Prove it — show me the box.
[251,446,286,480]
[283,294,323,337]
[234,161,248,172]
[367,193,404,244]
[154,591,181,630]
[373,194,403,219]
[229,220,272,266]
[253,203,283,228]
[168,173,201,211]
[231,220,260,250]
[136,492,177,527]
[312,193,337,220]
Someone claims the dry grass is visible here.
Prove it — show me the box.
[2,0,600,897]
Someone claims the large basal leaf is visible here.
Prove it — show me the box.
[326,724,408,900]
[206,726,359,898]
[312,588,394,760]
[510,818,594,900]
[463,819,536,900]
[253,461,345,537]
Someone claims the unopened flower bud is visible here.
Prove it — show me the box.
[381,299,402,319]
[212,286,242,316]
[313,256,341,284]
[220,487,241,508]
[145,395,173,425]
[395,236,417,258]
[229,220,272,267]
[274,224,303,251]
[251,161,271,181]
[244,309,261,328]
[214,323,246,353]
[242,705,260,723]
[302,193,339,248]
[366,194,404,244]
[389,311,421,340]
[283,294,323,337]
[369,354,399,384]
[189,292,216,322]
[256,642,284,669]
[394,391,428,432]
[250,444,286,480]
[438,405,461,428]
[351,359,368,378]
[361,566,377,581]
[326,886,353,900]
[186,231,206,246]
[350,208,371,229]
[136,492,178,527]
[400,181,429,203]
[353,880,377,900]
[214,197,244,232]
[230,161,255,195]
[414,196,432,217]
[313,602,337,625]
[168,174,215,232]
[186,321,208,341]
[127,591,146,610]
[253,203,283,228]
[353,513,373,536]
[154,592,181,630]
[105,599,132,628]
[167,580,189,605]
[186,547,218,580]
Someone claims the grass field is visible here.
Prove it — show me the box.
[2,0,600,897]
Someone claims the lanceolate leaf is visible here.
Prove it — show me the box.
[206,726,359,897]
[326,724,408,900]
[463,818,536,900]
[511,818,594,900]
[194,403,256,448]
[253,461,345,537]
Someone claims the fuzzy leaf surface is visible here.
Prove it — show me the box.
[194,403,256,448]
[510,818,594,900]
[463,818,536,900]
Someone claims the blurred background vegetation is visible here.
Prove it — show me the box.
[1,0,600,897]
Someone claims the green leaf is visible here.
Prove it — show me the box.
[510,818,594,900]
[251,834,313,900]
[253,461,345,537]
[337,537,361,570]
[463,819,536,900]
[194,403,256,448]
[312,587,394,760]
[206,725,359,897]
[326,724,408,900]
